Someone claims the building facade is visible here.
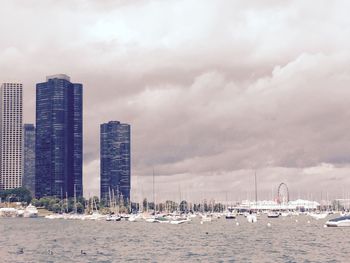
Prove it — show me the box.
[100,121,131,204]
[35,74,83,198]
[0,83,23,190]
[23,124,35,195]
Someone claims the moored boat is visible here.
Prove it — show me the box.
[17,209,25,217]
[267,211,279,218]
[201,214,212,223]
[309,212,328,220]
[170,217,190,224]
[128,213,142,222]
[144,216,156,223]
[106,214,121,221]
[225,212,236,219]
[325,216,350,227]
[247,212,257,223]
[155,216,170,223]
[225,209,237,219]
[280,211,291,217]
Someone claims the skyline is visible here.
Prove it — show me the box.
[1,1,350,201]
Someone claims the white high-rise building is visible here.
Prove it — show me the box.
[0,83,23,190]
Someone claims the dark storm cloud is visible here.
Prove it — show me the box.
[0,0,350,200]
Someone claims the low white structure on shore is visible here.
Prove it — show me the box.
[0,207,18,217]
[238,199,320,210]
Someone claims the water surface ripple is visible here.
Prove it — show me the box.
[0,216,347,262]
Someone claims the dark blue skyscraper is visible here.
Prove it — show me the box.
[23,124,35,196]
[35,74,83,198]
[100,121,131,204]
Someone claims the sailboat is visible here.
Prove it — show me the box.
[106,187,122,222]
[144,168,157,223]
[247,171,258,223]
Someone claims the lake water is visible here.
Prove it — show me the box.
[0,215,348,262]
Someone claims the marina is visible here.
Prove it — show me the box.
[0,1,349,262]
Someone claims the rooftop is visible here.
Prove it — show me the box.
[46,74,71,82]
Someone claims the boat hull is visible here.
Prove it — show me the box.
[325,217,350,227]
[247,214,257,223]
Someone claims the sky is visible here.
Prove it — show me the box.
[1,0,350,202]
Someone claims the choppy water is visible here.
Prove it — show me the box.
[0,215,348,262]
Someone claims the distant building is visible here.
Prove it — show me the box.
[35,74,83,198]
[0,83,23,190]
[23,124,35,195]
[100,121,131,204]
[240,199,320,210]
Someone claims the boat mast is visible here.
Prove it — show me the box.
[60,187,63,214]
[108,187,111,209]
[74,184,77,214]
[254,171,257,210]
[66,192,68,213]
[153,167,156,213]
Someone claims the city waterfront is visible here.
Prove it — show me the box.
[1,1,350,262]
[0,215,348,262]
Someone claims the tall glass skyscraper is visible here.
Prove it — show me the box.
[23,124,35,195]
[35,74,83,198]
[100,121,131,204]
[0,83,23,190]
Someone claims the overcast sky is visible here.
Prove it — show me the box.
[1,0,350,202]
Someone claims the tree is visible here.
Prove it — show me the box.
[203,200,208,212]
[131,202,139,212]
[158,203,164,212]
[31,198,41,207]
[40,197,51,209]
[165,200,177,212]
[148,202,155,210]
[48,198,60,210]
[0,187,32,204]
[92,196,100,209]
[76,202,84,213]
[51,203,61,213]
[143,198,148,211]
[77,196,86,205]
[179,200,188,212]
[332,200,344,211]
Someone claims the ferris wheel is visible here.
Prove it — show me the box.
[277,183,289,204]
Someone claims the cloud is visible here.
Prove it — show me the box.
[0,0,349,201]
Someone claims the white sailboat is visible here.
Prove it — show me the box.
[247,171,258,223]
[225,206,237,219]
[247,212,257,223]
[128,213,142,222]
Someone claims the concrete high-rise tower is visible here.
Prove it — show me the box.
[0,83,23,190]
